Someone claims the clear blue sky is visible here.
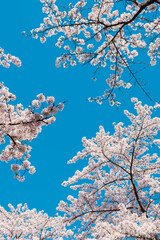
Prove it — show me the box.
[0,0,159,216]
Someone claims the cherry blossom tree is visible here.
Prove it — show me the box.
[56,98,160,239]
[1,98,160,239]
[0,203,72,239]
[25,0,160,105]
[0,48,64,181]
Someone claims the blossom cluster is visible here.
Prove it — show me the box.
[26,0,160,104]
[57,99,160,239]
[0,47,21,68]
[0,203,72,239]
[0,83,64,181]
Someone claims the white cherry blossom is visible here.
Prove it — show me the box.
[56,99,160,239]
[26,0,160,105]
[0,203,72,239]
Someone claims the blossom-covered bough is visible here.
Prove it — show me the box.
[56,99,160,239]
[26,0,160,105]
[0,47,21,68]
[0,83,64,181]
[0,204,72,239]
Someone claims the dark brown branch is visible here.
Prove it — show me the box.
[102,147,130,174]
[129,120,146,213]
[90,177,130,196]
[67,206,134,223]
